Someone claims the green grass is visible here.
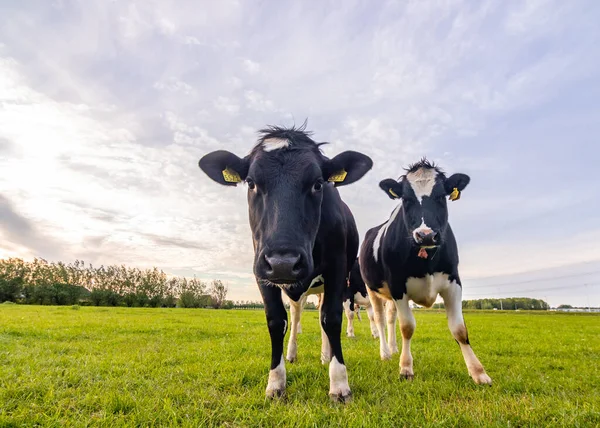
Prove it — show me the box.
[0,306,599,427]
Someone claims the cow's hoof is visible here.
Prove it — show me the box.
[400,369,414,381]
[346,333,355,338]
[329,391,352,404]
[286,356,296,363]
[472,372,492,386]
[380,351,392,361]
[266,388,285,399]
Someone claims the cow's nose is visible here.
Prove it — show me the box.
[414,230,438,246]
[263,252,305,283]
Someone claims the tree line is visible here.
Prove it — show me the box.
[432,297,550,310]
[0,258,230,308]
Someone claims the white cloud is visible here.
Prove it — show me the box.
[153,78,194,95]
[242,59,261,74]
[244,90,275,112]
[213,96,240,114]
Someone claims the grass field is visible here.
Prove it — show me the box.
[0,305,599,427]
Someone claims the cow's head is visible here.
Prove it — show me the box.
[199,125,372,286]
[378,158,469,249]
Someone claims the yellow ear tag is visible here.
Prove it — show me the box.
[222,167,242,183]
[328,169,347,183]
[389,189,399,199]
[449,187,460,201]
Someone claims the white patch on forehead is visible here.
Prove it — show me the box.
[406,168,438,201]
[262,138,290,152]
[373,202,402,262]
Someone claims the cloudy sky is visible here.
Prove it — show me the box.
[1,0,599,307]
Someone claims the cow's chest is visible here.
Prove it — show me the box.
[405,272,450,308]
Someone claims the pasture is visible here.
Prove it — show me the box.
[0,305,599,427]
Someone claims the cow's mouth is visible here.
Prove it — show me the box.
[258,278,302,290]
[417,245,438,259]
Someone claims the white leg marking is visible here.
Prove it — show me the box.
[343,299,355,337]
[367,287,391,360]
[394,295,416,380]
[286,297,304,363]
[320,306,331,364]
[329,356,351,402]
[266,355,286,397]
[366,305,379,338]
[441,281,492,385]
[386,300,398,354]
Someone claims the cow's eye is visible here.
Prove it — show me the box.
[246,178,256,190]
[312,180,323,193]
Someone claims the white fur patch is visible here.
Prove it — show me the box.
[406,272,450,308]
[406,168,438,201]
[373,203,402,262]
[353,292,371,307]
[306,275,324,295]
[413,218,434,243]
[262,138,289,152]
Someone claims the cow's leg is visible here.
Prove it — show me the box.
[386,300,399,354]
[394,295,416,380]
[258,283,288,398]
[366,287,391,360]
[440,281,492,385]
[322,265,351,402]
[297,295,305,334]
[320,303,332,364]
[343,299,355,337]
[286,295,306,363]
[355,306,362,321]
[366,304,379,338]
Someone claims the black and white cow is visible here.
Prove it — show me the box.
[199,125,372,401]
[343,259,379,339]
[359,159,492,385]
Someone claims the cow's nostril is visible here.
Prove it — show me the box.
[263,256,272,274]
[292,256,303,274]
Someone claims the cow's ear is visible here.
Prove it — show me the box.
[444,173,470,201]
[324,151,373,187]
[199,150,248,186]
[379,178,403,200]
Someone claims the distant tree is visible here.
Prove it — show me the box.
[0,276,23,303]
[557,304,573,309]
[209,280,228,309]
[462,297,549,310]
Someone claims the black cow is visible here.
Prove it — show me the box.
[342,259,380,339]
[359,158,492,385]
[199,125,372,401]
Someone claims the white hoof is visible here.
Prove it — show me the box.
[472,371,492,385]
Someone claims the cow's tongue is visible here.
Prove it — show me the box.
[418,248,428,259]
